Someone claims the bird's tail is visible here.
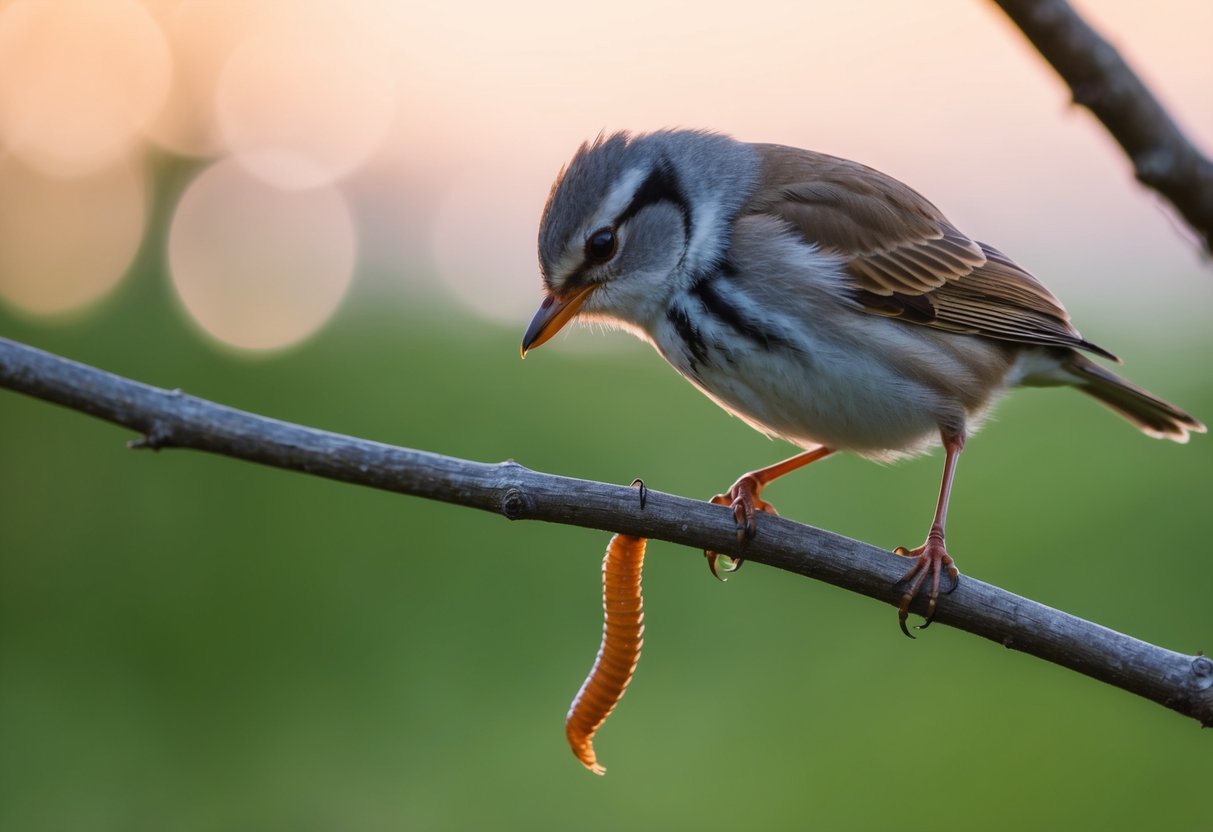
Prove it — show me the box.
[1063,353,1206,442]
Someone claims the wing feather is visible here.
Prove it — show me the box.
[746,144,1117,360]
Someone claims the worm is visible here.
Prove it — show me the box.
[565,532,646,775]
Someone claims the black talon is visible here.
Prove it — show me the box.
[630,478,647,509]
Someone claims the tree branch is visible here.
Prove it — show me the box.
[991,0,1213,255]
[2,334,1210,727]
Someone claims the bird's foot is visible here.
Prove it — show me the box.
[704,474,779,580]
[893,535,959,638]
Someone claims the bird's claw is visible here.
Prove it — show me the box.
[630,478,647,509]
[893,538,959,638]
[704,475,779,581]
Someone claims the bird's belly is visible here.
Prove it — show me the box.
[655,320,963,460]
[701,352,944,458]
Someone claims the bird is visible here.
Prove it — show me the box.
[519,129,1205,636]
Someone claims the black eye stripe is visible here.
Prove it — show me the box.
[615,160,692,238]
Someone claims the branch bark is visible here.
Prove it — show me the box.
[2,335,1211,727]
[991,0,1213,255]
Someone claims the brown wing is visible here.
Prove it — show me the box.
[745,144,1117,360]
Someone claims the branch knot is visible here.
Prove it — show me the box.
[500,487,533,521]
[1190,655,1213,692]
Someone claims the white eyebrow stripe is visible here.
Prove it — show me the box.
[591,166,647,230]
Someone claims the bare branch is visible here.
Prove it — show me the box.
[991,0,1213,254]
[2,334,1210,726]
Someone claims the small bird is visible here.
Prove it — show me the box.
[520,129,1205,636]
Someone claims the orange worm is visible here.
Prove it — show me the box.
[565,532,646,775]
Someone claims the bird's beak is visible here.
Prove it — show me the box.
[520,284,595,357]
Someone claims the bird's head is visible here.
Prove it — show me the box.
[521,130,759,355]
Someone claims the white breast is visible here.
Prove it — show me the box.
[645,230,1018,460]
[658,314,955,459]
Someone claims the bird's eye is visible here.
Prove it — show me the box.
[585,227,618,264]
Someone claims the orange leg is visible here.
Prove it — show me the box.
[894,430,964,637]
[706,445,834,579]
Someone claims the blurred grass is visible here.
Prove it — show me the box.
[1,258,1210,831]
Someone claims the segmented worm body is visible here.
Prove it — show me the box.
[565,532,646,775]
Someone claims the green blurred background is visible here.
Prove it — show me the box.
[2,214,1211,830]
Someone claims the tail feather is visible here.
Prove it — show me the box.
[1064,354,1206,443]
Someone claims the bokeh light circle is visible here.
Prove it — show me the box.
[168,158,357,351]
[142,0,264,158]
[213,6,397,190]
[0,155,145,316]
[0,0,171,177]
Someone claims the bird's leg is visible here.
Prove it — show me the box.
[706,445,834,579]
[894,430,964,637]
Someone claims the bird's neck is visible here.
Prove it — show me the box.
[647,132,763,288]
